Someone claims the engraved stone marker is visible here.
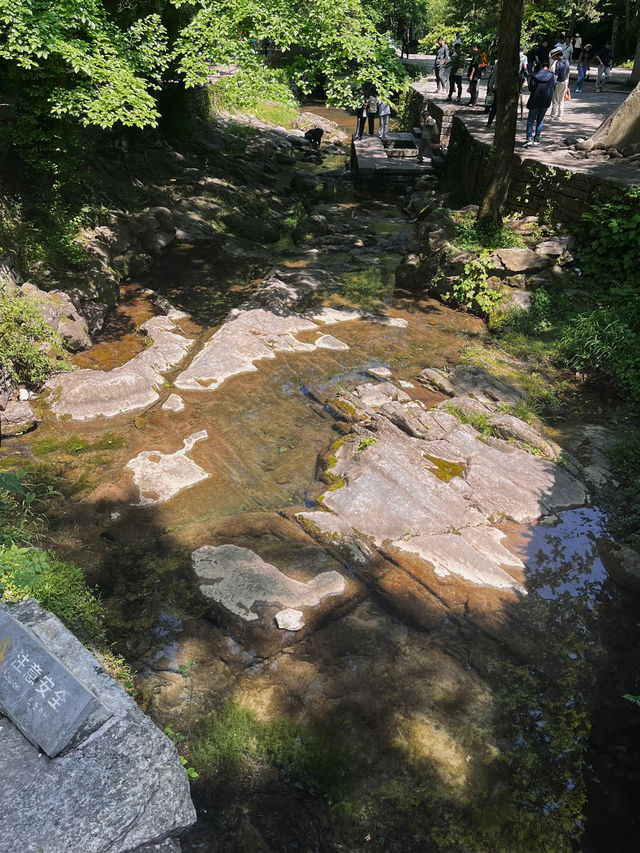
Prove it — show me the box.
[0,609,104,757]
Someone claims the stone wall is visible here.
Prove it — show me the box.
[444,115,623,224]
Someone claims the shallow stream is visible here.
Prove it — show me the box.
[5,107,640,851]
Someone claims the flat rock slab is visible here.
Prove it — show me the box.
[0,600,195,853]
[193,544,346,621]
[299,378,587,604]
[315,333,349,351]
[174,302,405,393]
[126,430,210,505]
[162,393,185,412]
[47,312,193,420]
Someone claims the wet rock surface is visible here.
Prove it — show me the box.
[299,367,587,635]
[47,309,194,420]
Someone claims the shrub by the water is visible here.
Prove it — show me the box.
[0,290,67,386]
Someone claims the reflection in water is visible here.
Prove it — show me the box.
[516,507,609,602]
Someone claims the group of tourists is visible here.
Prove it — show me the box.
[354,29,616,152]
[522,34,614,145]
[431,31,615,113]
[354,87,392,139]
[431,37,484,106]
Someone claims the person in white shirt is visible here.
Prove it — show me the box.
[378,100,391,138]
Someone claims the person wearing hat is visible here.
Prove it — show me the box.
[550,48,570,120]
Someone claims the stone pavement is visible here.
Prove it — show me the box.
[410,65,640,186]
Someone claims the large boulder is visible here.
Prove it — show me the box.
[0,600,196,852]
[598,540,640,594]
[490,248,550,275]
[20,283,91,352]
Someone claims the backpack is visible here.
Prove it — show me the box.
[367,96,379,115]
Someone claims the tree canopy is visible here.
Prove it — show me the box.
[0,0,406,150]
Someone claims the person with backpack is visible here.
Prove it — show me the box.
[445,45,465,102]
[549,47,570,120]
[366,87,379,136]
[524,59,556,147]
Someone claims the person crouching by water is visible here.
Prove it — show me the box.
[417,106,440,163]
[304,128,324,149]
[523,59,556,147]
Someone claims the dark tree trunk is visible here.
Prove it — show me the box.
[477,0,525,226]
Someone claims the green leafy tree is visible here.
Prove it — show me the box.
[172,0,406,106]
[0,1,169,127]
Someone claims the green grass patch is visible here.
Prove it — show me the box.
[452,211,526,252]
[208,62,298,127]
[446,404,494,436]
[605,429,640,536]
[189,701,352,802]
[33,433,125,457]
[0,544,105,645]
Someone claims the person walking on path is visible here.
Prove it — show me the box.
[575,44,592,92]
[549,48,570,120]
[595,42,613,92]
[378,99,391,138]
[401,25,411,59]
[445,45,465,102]
[434,37,450,93]
[524,60,556,147]
[519,45,528,119]
[573,33,582,58]
[467,46,482,106]
[560,36,573,63]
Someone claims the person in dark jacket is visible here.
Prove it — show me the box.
[595,41,613,91]
[434,37,450,92]
[467,46,482,106]
[524,61,556,147]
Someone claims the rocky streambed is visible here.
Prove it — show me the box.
[3,110,640,851]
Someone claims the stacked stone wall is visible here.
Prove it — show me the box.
[444,115,624,224]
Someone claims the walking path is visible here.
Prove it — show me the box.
[408,56,640,185]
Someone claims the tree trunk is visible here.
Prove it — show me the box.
[477,0,525,226]
[631,31,640,85]
[583,80,640,152]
